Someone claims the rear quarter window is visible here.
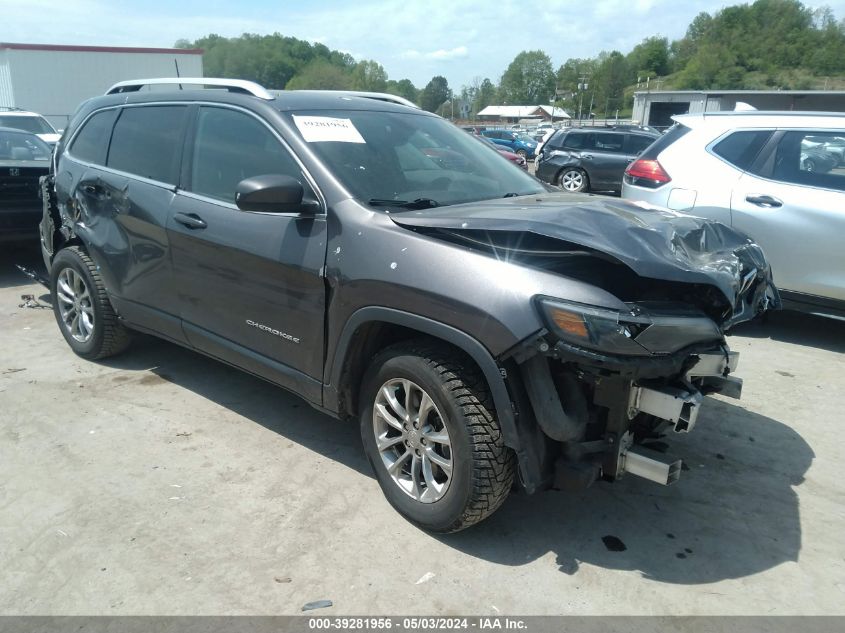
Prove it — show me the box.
[68,109,118,166]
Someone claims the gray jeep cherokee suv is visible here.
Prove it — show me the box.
[40,78,778,532]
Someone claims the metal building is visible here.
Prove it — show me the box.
[633,89,845,129]
[0,42,203,129]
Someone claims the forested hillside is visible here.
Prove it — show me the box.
[175,0,845,117]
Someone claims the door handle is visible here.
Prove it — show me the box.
[173,212,207,229]
[581,154,593,160]
[745,194,783,208]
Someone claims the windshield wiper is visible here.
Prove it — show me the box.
[368,198,440,210]
[503,192,521,198]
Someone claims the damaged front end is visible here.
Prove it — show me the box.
[393,195,779,491]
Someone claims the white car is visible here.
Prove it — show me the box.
[0,108,61,145]
[534,128,556,157]
[622,111,845,319]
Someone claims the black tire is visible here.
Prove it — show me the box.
[359,340,515,533]
[558,167,589,193]
[50,246,131,360]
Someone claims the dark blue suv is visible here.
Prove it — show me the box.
[481,129,538,159]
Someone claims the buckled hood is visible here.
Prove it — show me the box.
[390,193,779,328]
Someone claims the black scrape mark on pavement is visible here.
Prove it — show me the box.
[676,553,687,559]
[602,535,627,552]
[776,370,795,378]
[716,453,725,460]
[684,548,693,554]
[666,533,675,539]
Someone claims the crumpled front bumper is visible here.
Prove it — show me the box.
[514,337,743,491]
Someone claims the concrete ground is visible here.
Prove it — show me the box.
[1,243,844,615]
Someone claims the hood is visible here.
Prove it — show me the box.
[390,193,779,328]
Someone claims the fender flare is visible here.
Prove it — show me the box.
[327,307,520,450]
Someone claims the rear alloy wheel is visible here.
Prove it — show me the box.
[516,149,527,159]
[50,247,131,360]
[360,341,515,532]
[559,167,588,192]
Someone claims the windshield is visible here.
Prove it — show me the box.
[287,110,545,208]
[0,115,56,135]
[516,134,536,143]
[0,129,52,160]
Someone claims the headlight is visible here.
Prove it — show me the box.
[537,297,722,356]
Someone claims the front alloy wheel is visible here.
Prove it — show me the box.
[373,378,453,503]
[360,341,515,532]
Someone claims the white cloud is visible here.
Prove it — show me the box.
[426,46,468,60]
[401,46,467,60]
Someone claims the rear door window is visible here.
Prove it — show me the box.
[107,106,188,184]
[593,132,625,153]
[767,130,845,192]
[712,130,773,170]
[69,109,117,166]
[561,132,589,151]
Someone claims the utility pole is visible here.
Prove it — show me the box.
[577,73,589,126]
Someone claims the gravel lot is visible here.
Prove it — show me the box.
[1,243,844,615]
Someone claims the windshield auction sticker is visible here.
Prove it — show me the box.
[293,116,365,143]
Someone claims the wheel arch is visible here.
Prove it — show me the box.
[326,307,519,448]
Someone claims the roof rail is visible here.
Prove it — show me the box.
[276,90,420,109]
[0,106,26,112]
[105,78,275,100]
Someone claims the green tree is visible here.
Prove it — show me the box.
[385,78,418,103]
[627,37,670,77]
[475,78,497,112]
[593,51,629,116]
[419,76,450,112]
[351,60,388,92]
[285,59,354,90]
[498,51,555,104]
[675,43,742,89]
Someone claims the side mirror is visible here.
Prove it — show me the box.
[235,174,317,214]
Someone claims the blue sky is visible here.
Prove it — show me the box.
[2,0,843,89]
